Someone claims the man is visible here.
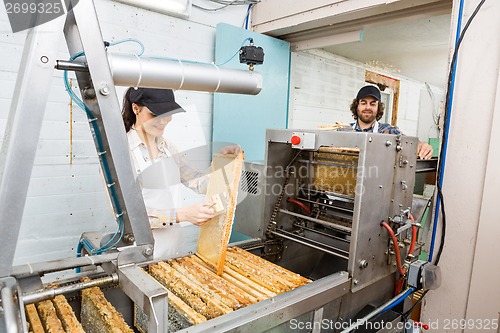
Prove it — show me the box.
[350,85,434,159]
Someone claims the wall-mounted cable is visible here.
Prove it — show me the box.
[340,287,416,333]
[64,50,126,257]
[193,0,259,12]
[243,4,252,29]
[105,38,144,56]
[216,37,253,66]
[429,0,487,265]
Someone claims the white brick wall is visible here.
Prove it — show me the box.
[289,49,443,140]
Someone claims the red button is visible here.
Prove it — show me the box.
[291,135,301,145]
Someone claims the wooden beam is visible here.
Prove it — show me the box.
[365,71,400,126]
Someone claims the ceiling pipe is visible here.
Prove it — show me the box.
[107,53,262,95]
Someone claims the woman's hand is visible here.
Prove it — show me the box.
[177,201,216,226]
[218,145,241,155]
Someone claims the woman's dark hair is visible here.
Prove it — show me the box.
[349,98,385,121]
[122,87,144,132]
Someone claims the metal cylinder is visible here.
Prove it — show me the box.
[55,60,89,72]
[279,209,352,233]
[107,53,263,95]
[22,273,118,305]
[1,283,18,333]
[271,230,349,260]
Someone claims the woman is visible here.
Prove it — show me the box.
[122,87,216,258]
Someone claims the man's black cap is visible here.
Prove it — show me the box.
[356,85,381,101]
[129,88,186,116]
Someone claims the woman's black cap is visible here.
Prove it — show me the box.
[129,88,186,116]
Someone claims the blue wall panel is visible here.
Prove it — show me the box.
[213,23,290,162]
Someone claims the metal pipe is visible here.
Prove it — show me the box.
[271,230,349,260]
[55,60,89,72]
[293,223,350,243]
[22,273,118,305]
[1,283,18,333]
[11,253,119,277]
[301,187,354,203]
[107,53,262,95]
[279,209,352,233]
[415,168,437,173]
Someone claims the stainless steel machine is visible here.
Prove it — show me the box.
[225,129,438,332]
[246,129,419,291]
[0,0,438,331]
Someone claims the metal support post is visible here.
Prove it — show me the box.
[117,264,168,333]
[0,16,65,278]
[0,277,26,333]
[63,0,154,255]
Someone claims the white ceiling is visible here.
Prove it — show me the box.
[251,1,453,89]
[322,13,453,88]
